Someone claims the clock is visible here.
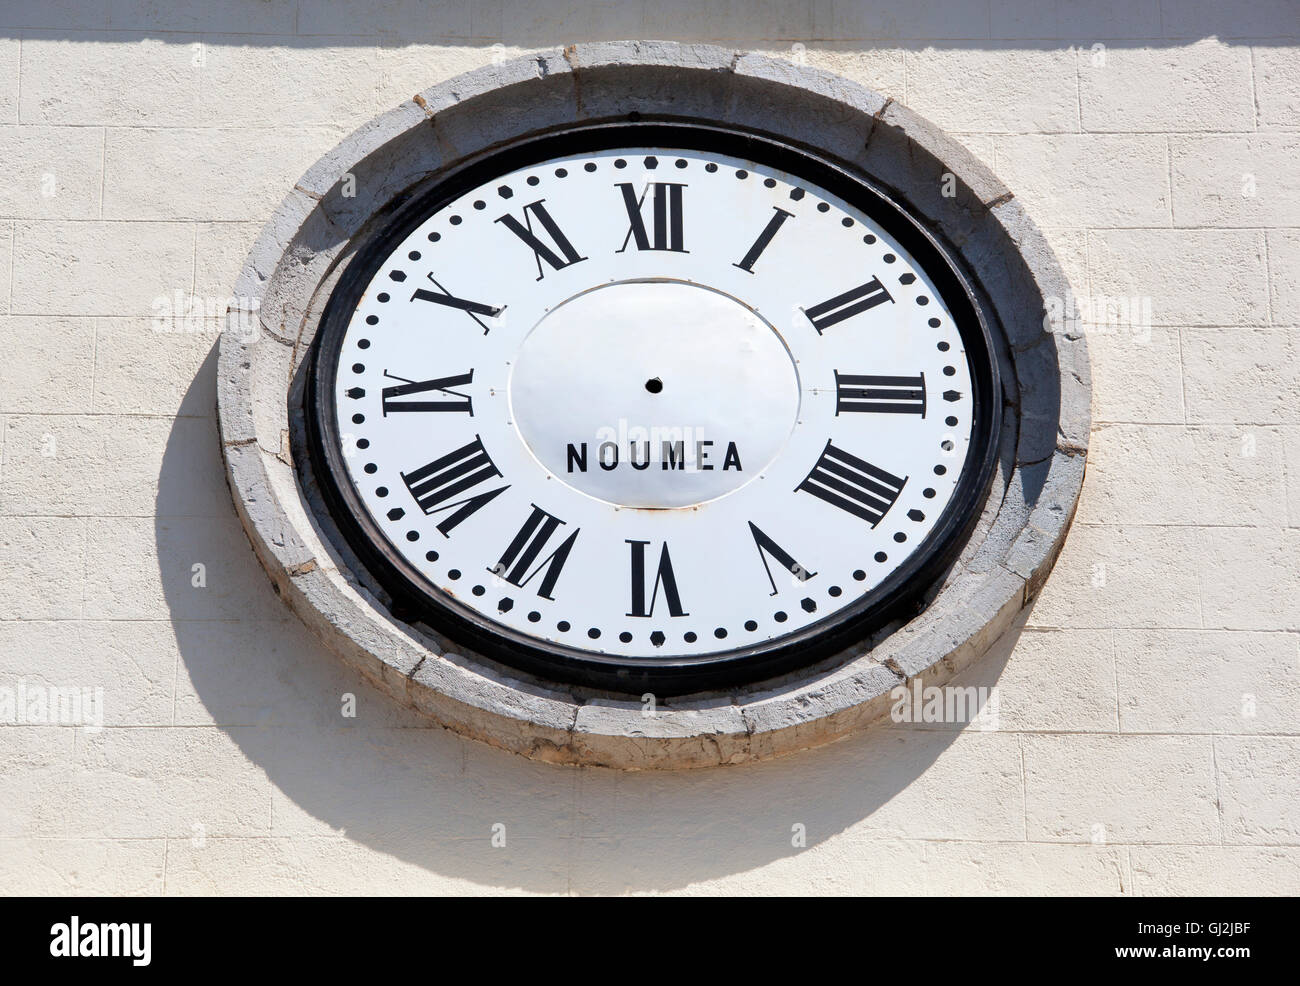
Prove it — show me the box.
[307,123,1000,694]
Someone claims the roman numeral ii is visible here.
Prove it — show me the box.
[804,277,894,333]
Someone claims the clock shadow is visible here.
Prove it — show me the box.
[159,343,1034,895]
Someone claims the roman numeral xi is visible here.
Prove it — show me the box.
[495,200,586,280]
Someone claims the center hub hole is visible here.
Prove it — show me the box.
[645,377,663,394]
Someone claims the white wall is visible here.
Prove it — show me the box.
[1,1,1298,895]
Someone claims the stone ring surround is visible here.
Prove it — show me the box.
[216,42,1090,770]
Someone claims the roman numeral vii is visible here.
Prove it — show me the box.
[491,505,579,600]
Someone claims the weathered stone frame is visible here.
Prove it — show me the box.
[217,41,1090,769]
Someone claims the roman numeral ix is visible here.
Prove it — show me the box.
[796,441,907,527]
[381,369,474,415]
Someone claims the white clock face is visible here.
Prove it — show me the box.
[312,129,996,690]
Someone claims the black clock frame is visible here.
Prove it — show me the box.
[306,120,1002,696]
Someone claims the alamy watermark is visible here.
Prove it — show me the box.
[890,682,1000,729]
[1044,291,1153,343]
[0,680,104,732]
[151,291,261,342]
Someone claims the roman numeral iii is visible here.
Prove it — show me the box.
[381,369,474,415]
[834,371,926,416]
[796,441,907,527]
[616,182,686,253]
[804,277,894,333]
[401,436,509,536]
[491,505,579,600]
[626,540,688,618]
[495,200,586,279]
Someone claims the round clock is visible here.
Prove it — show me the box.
[307,124,1000,694]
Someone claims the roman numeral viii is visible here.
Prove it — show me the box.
[491,505,579,600]
[626,540,687,618]
[796,441,907,527]
[804,277,894,333]
[495,200,586,280]
[401,436,508,536]
[616,182,686,253]
[382,369,474,415]
[834,371,926,416]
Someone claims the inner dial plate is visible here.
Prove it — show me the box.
[328,145,977,662]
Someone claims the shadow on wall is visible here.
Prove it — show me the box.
[159,343,1033,894]
[2,0,1292,46]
